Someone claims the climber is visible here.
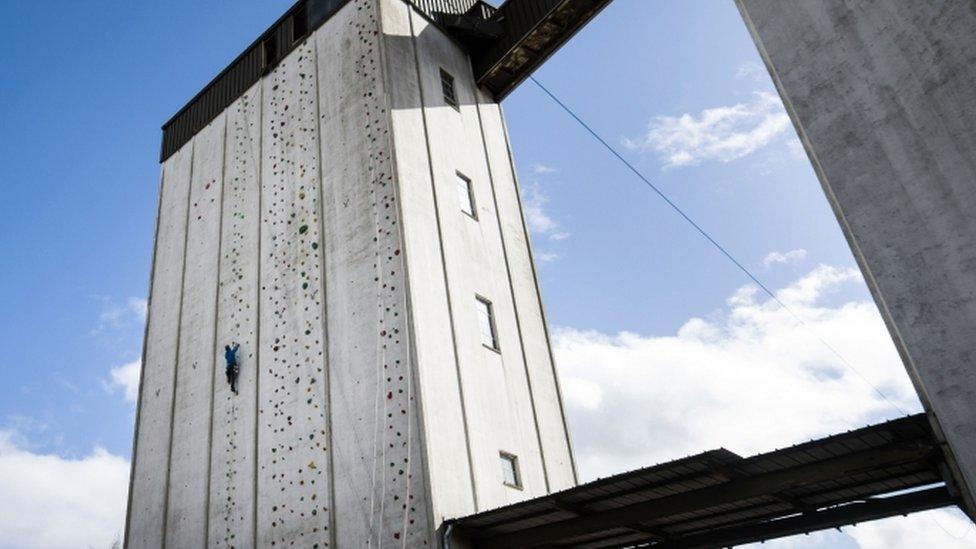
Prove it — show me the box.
[224,342,241,394]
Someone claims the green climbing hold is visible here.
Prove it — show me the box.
[299,224,308,234]
[312,242,319,250]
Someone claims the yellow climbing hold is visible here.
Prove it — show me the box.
[308,460,317,469]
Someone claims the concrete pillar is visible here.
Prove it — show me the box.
[735,0,976,515]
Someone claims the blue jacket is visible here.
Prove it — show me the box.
[225,344,240,368]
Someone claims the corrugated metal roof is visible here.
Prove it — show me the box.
[448,414,961,548]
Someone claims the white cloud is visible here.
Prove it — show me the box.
[556,264,917,477]
[92,296,148,335]
[627,91,792,168]
[787,136,807,159]
[551,264,967,547]
[735,60,767,82]
[531,163,557,175]
[845,508,975,548]
[523,182,570,243]
[551,264,971,546]
[107,360,141,405]
[763,248,808,267]
[0,430,129,549]
[127,297,148,322]
[535,252,561,264]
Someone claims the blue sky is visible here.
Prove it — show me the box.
[0,1,973,547]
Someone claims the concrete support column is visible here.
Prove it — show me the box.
[735,0,976,515]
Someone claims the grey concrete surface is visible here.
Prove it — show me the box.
[256,36,333,547]
[207,83,261,548]
[736,0,976,514]
[126,0,578,546]
[126,143,192,549]
[165,113,226,547]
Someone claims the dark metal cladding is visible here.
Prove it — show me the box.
[159,0,613,162]
[410,0,481,21]
[160,0,351,162]
[160,0,488,163]
[471,0,613,99]
[446,414,964,549]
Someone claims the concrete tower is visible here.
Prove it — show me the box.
[124,0,607,546]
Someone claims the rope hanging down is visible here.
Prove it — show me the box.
[529,76,905,415]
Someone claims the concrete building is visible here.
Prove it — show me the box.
[125,0,609,546]
[736,0,976,515]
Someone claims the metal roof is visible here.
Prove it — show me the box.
[447,413,961,548]
[158,0,613,162]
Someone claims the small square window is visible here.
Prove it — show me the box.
[440,68,459,110]
[476,296,499,351]
[457,172,476,218]
[500,452,522,489]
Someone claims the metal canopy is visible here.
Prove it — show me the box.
[465,0,614,99]
[447,414,960,548]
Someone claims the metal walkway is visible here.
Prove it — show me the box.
[447,414,961,548]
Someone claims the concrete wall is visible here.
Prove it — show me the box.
[379,0,577,519]
[208,84,261,548]
[315,2,432,546]
[127,137,192,549]
[127,0,577,545]
[736,0,976,513]
[165,113,226,547]
[257,35,333,548]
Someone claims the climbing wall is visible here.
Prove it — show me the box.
[257,37,333,548]
[316,0,432,545]
[208,84,262,548]
[378,0,479,524]
[127,144,193,549]
[166,114,227,547]
[129,1,580,546]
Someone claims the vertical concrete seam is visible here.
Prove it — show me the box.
[473,96,550,493]
[374,0,437,541]
[496,108,579,484]
[310,34,339,549]
[253,81,265,549]
[123,161,167,549]
[203,115,229,544]
[162,138,196,547]
[406,6,480,511]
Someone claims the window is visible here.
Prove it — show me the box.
[476,296,499,351]
[440,68,459,110]
[457,172,476,218]
[500,452,522,489]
